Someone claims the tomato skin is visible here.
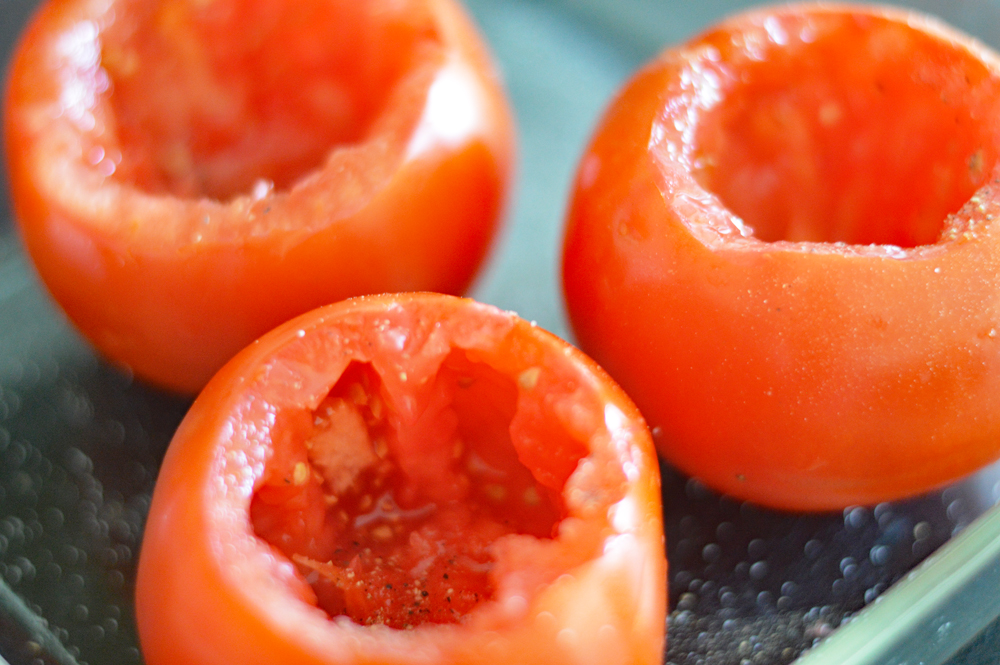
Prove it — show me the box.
[135,293,665,665]
[4,0,514,394]
[562,3,1000,511]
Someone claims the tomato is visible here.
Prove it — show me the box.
[4,0,514,394]
[562,3,1000,511]
[134,293,666,665]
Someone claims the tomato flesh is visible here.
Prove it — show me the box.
[104,0,437,199]
[293,503,503,628]
[693,13,1000,246]
[250,354,566,627]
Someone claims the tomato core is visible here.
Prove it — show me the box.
[100,0,438,199]
[692,15,1000,247]
[250,352,564,628]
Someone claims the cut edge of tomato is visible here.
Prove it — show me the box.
[644,1,1000,260]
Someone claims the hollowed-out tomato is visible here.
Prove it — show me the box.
[562,3,1000,511]
[4,0,514,394]
[135,293,666,665]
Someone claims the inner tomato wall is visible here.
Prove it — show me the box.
[694,16,1000,247]
[250,353,563,628]
[99,0,439,199]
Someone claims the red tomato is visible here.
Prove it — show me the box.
[562,3,1000,511]
[4,0,514,394]
[135,293,666,665]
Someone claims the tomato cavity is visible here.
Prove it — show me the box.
[98,0,439,199]
[692,15,1000,247]
[250,352,565,629]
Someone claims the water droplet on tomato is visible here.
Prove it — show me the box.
[556,627,579,648]
[86,145,105,165]
[96,157,116,177]
[251,178,273,201]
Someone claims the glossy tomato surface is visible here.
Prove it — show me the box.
[4,0,514,394]
[562,3,1000,511]
[135,293,665,665]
